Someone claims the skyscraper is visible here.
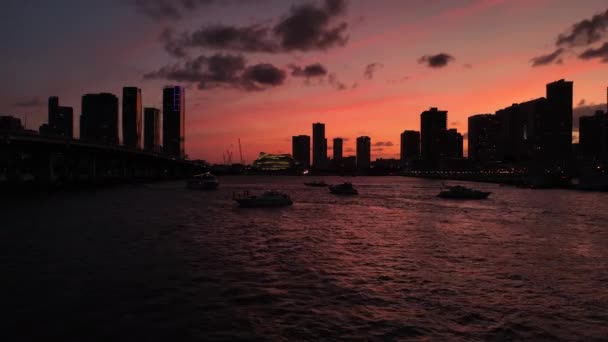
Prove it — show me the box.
[122,87,142,148]
[163,86,185,158]
[356,136,371,169]
[45,96,73,138]
[80,93,119,144]
[420,107,447,167]
[579,110,608,158]
[292,135,311,169]
[333,138,343,161]
[312,122,327,168]
[144,107,161,151]
[544,79,573,167]
[442,129,464,158]
[400,130,420,161]
[468,114,501,164]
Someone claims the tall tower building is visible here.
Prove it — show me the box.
[80,93,119,144]
[122,87,142,148]
[45,96,73,138]
[292,135,311,169]
[468,114,501,163]
[312,122,327,167]
[163,86,186,158]
[420,107,447,167]
[400,130,420,161]
[544,79,573,167]
[144,107,161,151]
[333,138,343,161]
[356,136,371,169]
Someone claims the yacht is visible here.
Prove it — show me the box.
[329,182,359,195]
[186,172,219,190]
[438,185,491,199]
[233,190,293,207]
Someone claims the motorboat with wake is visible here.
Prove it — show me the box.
[186,172,219,190]
[329,182,359,195]
[438,184,491,199]
[233,190,293,207]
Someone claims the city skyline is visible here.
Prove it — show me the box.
[1,1,608,162]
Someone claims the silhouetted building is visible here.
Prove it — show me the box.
[163,86,185,158]
[123,87,142,148]
[400,130,420,161]
[495,98,547,163]
[468,114,501,164]
[312,122,327,168]
[579,110,608,158]
[356,136,371,169]
[44,96,73,138]
[421,107,447,167]
[292,135,311,169]
[80,93,119,144]
[0,116,24,131]
[333,138,343,161]
[544,79,573,168]
[144,107,161,152]
[442,129,463,158]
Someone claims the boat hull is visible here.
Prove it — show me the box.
[438,191,491,199]
[234,199,293,208]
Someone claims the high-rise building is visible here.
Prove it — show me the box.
[80,93,119,144]
[333,138,343,161]
[544,79,573,167]
[356,136,371,169]
[312,122,327,167]
[163,86,185,158]
[0,116,24,131]
[45,96,73,138]
[400,130,420,161]
[442,129,464,158]
[468,114,501,163]
[122,87,142,148]
[420,107,447,167]
[579,110,608,158]
[144,107,161,151]
[292,135,311,169]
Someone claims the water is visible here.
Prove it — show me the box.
[2,176,608,341]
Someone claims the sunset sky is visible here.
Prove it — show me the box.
[1,0,607,162]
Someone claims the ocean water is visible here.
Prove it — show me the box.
[2,176,608,341]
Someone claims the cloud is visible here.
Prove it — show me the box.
[328,73,347,90]
[578,99,586,106]
[531,9,608,66]
[144,53,285,91]
[345,147,355,153]
[290,63,328,78]
[373,141,393,147]
[530,48,564,66]
[463,63,473,69]
[161,0,349,55]
[372,148,384,152]
[133,0,215,20]
[556,9,608,48]
[14,98,44,108]
[363,63,382,79]
[578,42,608,62]
[418,53,455,68]
[573,103,608,129]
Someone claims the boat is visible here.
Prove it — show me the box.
[438,185,491,199]
[329,182,359,195]
[233,190,293,207]
[186,172,219,190]
[304,180,329,187]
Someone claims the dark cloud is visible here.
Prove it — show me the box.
[530,48,564,67]
[573,103,608,129]
[161,0,349,55]
[373,141,393,147]
[14,98,43,108]
[578,99,586,106]
[531,9,608,66]
[345,147,355,153]
[133,0,214,20]
[579,42,608,62]
[372,148,384,152]
[328,73,346,90]
[418,53,455,68]
[364,63,382,79]
[556,9,608,48]
[290,63,328,78]
[144,53,284,91]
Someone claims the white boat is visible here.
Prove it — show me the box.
[186,172,219,190]
[233,190,293,207]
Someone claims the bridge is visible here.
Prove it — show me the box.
[0,131,205,188]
